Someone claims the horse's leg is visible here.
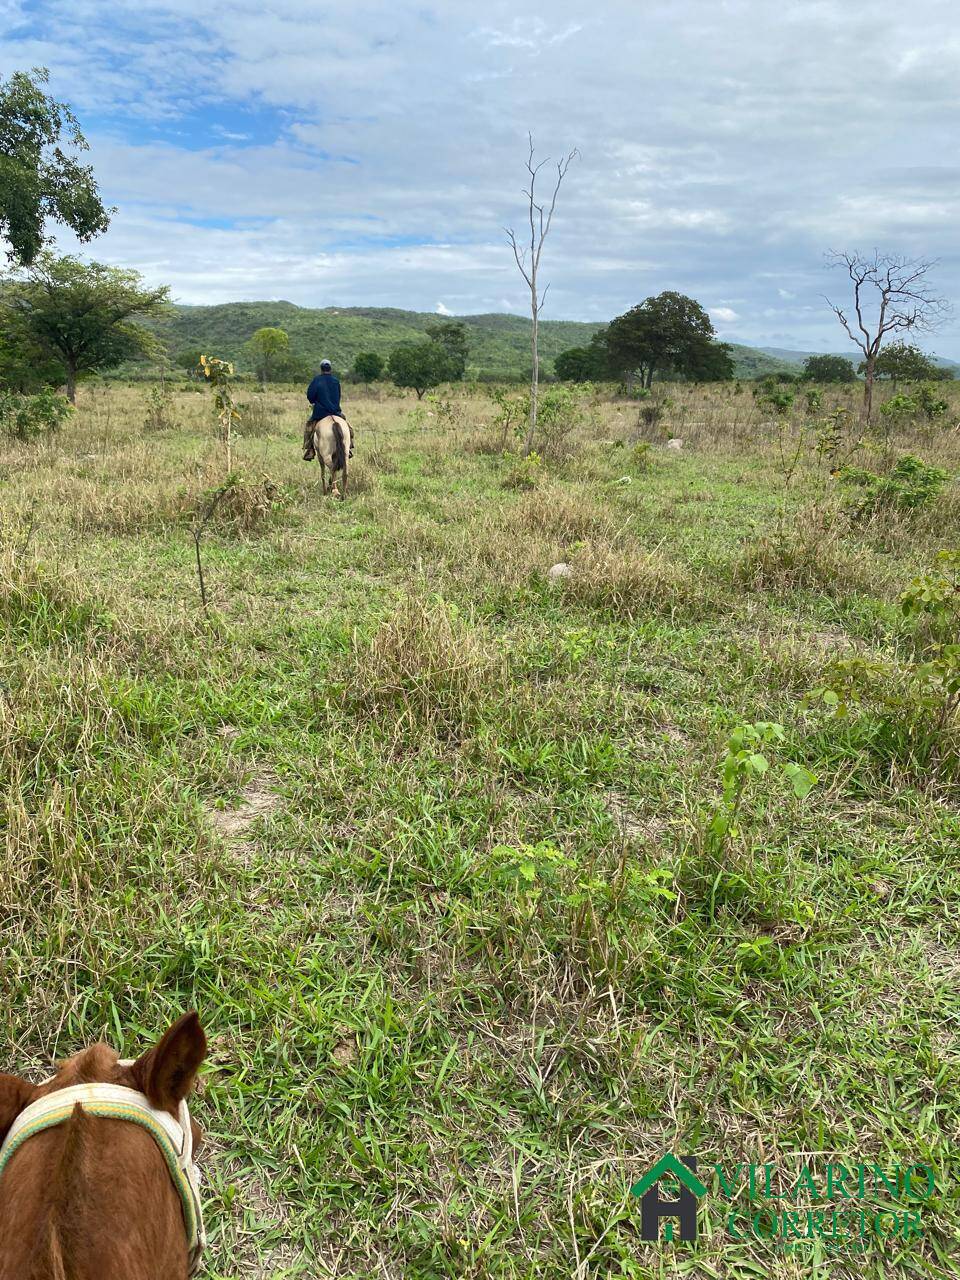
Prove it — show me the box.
[340,460,348,499]
[319,458,326,494]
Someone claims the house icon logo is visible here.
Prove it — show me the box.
[631,1154,707,1242]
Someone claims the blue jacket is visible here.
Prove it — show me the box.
[307,373,342,421]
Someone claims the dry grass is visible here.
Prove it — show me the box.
[3,376,960,1279]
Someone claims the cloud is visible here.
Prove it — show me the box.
[435,301,453,315]
[711,306,739,324]
[3,0,960,351]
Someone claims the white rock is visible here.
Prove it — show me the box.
[666,437,683,450]
[548,562,573,580]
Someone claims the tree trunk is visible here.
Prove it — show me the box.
[65,365,77,404]
[523,281,539,456]
[862,356,875,423]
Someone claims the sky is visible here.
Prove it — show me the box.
[3,0,960,353]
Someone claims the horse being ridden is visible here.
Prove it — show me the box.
[303,359,353,461]
[311,415,351,496]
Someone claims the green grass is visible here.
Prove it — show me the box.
[2,379,959,1278]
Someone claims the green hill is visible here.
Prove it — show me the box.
[152,302,604,380]
[150,301,811,381]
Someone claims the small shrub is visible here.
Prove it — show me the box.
[203,474,291,533]
[753,377,795,417]
[839,454,950,518]
[502,449,542,490]
[535,384,586,461]
[0,387,73,440]
[144,382,175,432]
[631,442,653,472]
[916,383,949,421]
[807,552,960,778]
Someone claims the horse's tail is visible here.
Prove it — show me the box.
[331,418,347,472]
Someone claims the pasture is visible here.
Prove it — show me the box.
[2,379,959,1278]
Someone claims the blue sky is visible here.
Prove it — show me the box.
[3,0,960,353]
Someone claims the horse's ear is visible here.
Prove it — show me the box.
[0,1074,37,1143]
[131,1012,207,1112]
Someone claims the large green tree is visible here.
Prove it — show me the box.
[352,351,384,381]
[554,344,605,382]
[425,320,468,380]
[802,354,856,383]
[5,254,168,400]
[604,292,717,387]
[0,67,111,267]
[388,340,452,399]
[243,326,290,384]
[865,341,943,385]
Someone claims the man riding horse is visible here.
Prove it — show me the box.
[303,359,353,460]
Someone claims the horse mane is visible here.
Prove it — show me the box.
[28,1104,90,1280]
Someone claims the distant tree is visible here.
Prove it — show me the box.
[352,351,384,381]
[425,320,468,380]
[825,251,948,422]
[506,134,578,454]
[388,340,451,399]
[6,254,168,401]
[243,326,290,385]
[605,292,716,387]
[175,348,205,378]
[0,312,64,391]
[802,354,856,383]
[554,345,601,382]
[685,338,736,382]
[0,67,112,266]
[865,341,941,386]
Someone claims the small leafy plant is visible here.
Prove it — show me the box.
[199,354,242,474]
[808,552,960,776]
[838,454,950,517]
[707,721,817,856]
[502,449,542,490]
[0,387,73,440]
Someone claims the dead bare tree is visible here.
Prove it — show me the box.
[506,134,578,455]
[825,251,948,423]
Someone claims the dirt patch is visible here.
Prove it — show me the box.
[209,770,280,841]
[605,792,669,844]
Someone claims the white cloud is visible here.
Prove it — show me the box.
[435,301,453,315]
[4,0,960,350]
[711,306,739,323]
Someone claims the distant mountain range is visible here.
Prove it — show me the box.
[148,302,958,380]
[754,345,960,372]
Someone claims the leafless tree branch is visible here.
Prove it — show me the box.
[824,250,949,421]
[505,132,579,454]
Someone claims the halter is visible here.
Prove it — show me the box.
[0,1061,205,1275]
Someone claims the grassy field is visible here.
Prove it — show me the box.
[2,378,959,1278]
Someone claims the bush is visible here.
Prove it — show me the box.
[879,385,949,424]
[752,377,794,416]
[502,450,543,490]
[839,454,950,517]
[0,387,72,440]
